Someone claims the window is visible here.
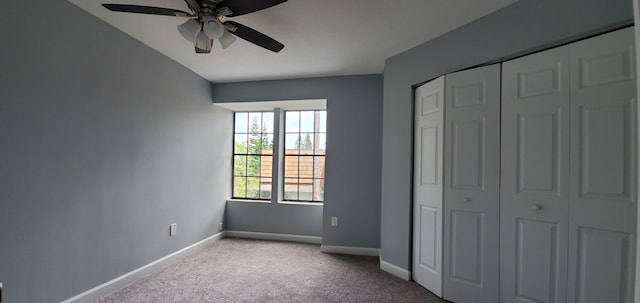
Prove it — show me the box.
[232,112,274,199]
[227,103,327,203]
[283,111,326,202]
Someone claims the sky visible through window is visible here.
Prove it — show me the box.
[285,111,326,149]
[234,111,326,150]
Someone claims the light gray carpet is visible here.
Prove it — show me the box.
[95,238,446,303]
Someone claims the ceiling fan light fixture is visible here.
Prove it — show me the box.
[202,17,225,40]
[219,30,237,49]
[177,19,201,43]
[194,31,213,54]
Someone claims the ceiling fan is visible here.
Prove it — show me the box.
[102,0,287,54]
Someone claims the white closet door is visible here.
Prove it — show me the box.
[443,64,500,303]
[567,27,637,303]
[413,76,445,297]
[500,46,571,303]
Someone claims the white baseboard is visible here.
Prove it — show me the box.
[320,245,379,256]
[225,230,322,244]
[61,232,226,303]
[380,259,411,281]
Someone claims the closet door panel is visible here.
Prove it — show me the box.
[449,210,483,284]
[413,76,445,297]
[443,64,500,303]
[450,120,484,190]
[567,26,636,303]
[577,103,632,202]
[501,47,570,303]
[515,219,560,303]
[517,111,561,194]
[573,227,632,303]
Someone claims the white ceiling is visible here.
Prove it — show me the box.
[67,0,518,83]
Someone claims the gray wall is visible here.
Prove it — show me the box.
[213,75,383,248]
[0,1,230,302]
[380,0,634,270]
[225,202,323,237]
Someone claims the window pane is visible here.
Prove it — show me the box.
[283,178,298,200]
[299,156,313,178]
[248,112,262,134]
[234,133,248,154]
[313,179,324,201]
[300,111,314,132]
[285,111,300,132]
[318,111,327,132]
[235,113,248,133]
[260,177,272,199]
[315,133,326,155]
[284,156,299,178]
[248,133,262,154]
[246,156,260,177]
[314,156,324,178]
[233,155,246,176]
[246,177,260,198]
[261,177,272,186]
[299,133,314,154]
[261,134,274,154]
[262,112,274,133]
[260,156,272,177]
[285,134,300,152]
[298,178,313,200]
[260,179,271,199]
[233,177,246,197]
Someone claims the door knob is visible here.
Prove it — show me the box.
[463,197,471,203]
[531,204,542,211]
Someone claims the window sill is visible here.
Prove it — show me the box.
[226,199,271,204]
[226,199,324,206]
[278,201,324,206]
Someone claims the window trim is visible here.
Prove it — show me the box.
[215,99,326,112]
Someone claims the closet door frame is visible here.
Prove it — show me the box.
[632,5,640,301]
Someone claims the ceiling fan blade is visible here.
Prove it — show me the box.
[218,0,287,17]
[183,0,200,12]
[224,21,284,52]
[102,4,192,17]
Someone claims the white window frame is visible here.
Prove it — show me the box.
[216,99,327,205]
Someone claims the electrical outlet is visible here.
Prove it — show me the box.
[331,216,338,227]
[218,222,223,231]
[169,223,177,236]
